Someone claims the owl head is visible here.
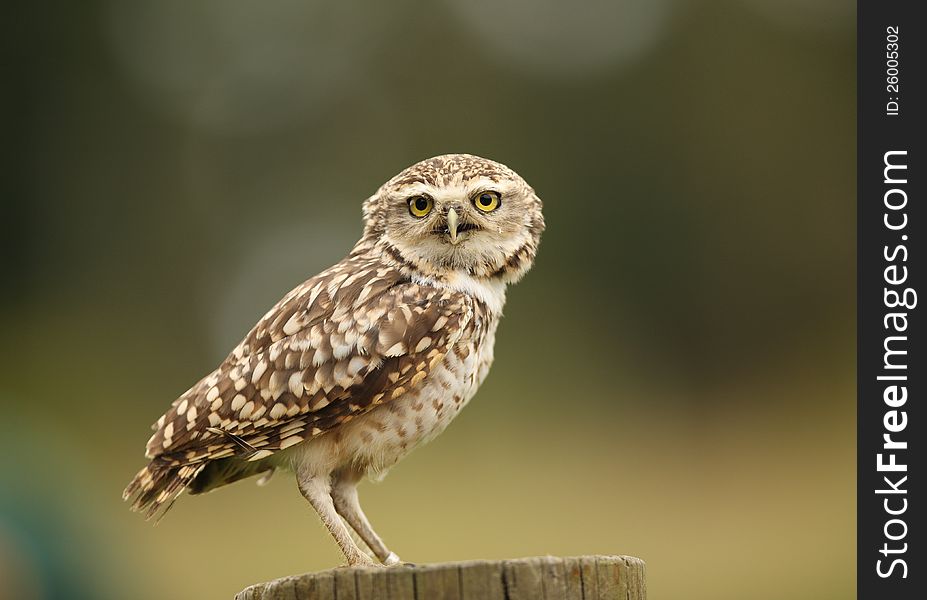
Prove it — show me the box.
[360,154,545,283]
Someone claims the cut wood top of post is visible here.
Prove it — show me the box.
[236,554,646,600]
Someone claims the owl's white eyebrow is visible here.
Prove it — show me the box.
[392,183,434,199]
[394,178,515,199]
[465,178,515,196]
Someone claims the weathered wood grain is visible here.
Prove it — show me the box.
[236,555,645,600]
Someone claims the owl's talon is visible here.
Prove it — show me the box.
[383,552,402,566]
[347,555,382,569]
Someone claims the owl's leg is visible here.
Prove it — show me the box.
[296,472,379,567]
[332,469,402,566]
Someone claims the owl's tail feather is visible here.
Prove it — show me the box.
[186,456,274,495]
[123,461,206,521]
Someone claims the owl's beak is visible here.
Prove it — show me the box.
[446,208,460,245]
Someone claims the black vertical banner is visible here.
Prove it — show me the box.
[858,1,924,598]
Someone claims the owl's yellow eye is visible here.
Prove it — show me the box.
[408,196,434,218]
[474,191,501,212]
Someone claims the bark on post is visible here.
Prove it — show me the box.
[236,555,646,600]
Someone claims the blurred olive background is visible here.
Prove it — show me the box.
[1,1,854,599]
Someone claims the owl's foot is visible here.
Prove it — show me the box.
[383,552,403,566]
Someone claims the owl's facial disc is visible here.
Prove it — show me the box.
[364,154,544,280]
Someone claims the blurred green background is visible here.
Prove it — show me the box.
[1,1,854,599]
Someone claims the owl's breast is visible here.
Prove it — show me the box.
[359,312,499,472]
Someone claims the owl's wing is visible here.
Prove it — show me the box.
[144,261,475,468]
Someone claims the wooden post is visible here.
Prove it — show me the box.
[236,555,645,600]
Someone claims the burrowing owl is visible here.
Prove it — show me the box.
[124,154,544,566]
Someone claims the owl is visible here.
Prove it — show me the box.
[124,154,545,566]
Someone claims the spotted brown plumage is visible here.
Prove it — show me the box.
[124,153,544,566]
[126,269,477,515]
